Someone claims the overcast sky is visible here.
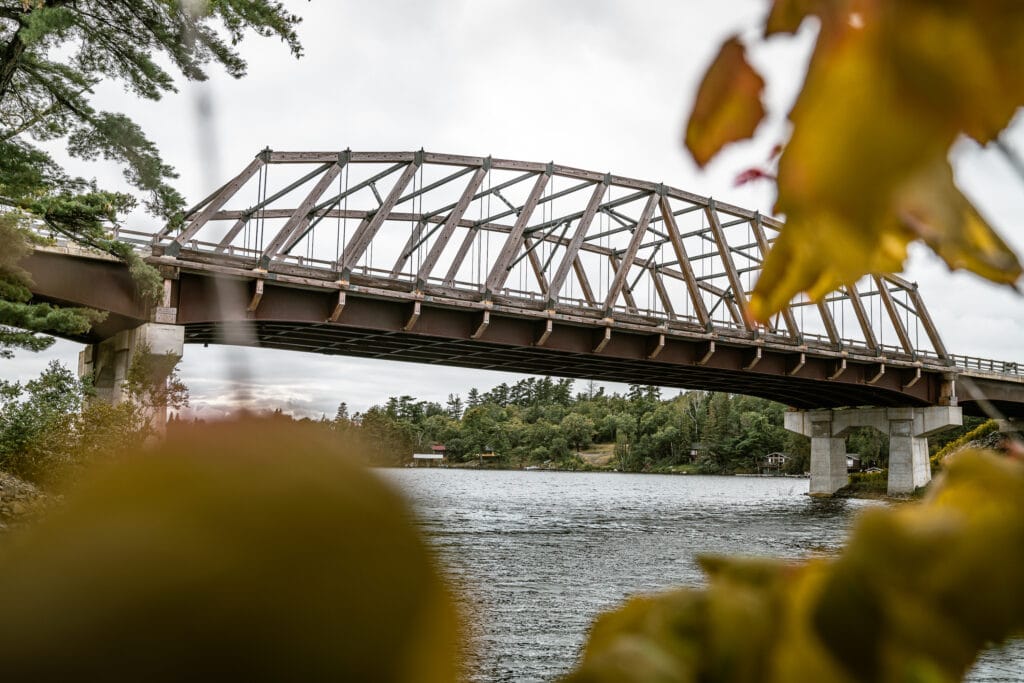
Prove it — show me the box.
[3,0,1023,418]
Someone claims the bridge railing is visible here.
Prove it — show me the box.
[950,354,1023,377]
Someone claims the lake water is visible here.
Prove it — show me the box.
[385,468,1023,682]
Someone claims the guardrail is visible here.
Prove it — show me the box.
[950,354,1023,377]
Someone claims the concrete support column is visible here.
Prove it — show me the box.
[78,323,184,434]
[785,410,848,496]
[886,406,962,496]
[886,410,929,496]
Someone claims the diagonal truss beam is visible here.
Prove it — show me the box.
[874,274,916,355]
[166,155,266,255]
[412,164,489,287]
[545,179,607,306]
[705,199,752,331]
[660,196,711,329]
[845,280,879,353]
[749,214,800,339]
[603,192,658,313]
[484,168,552,294]
[338,155,423,275]
[258,160,346,268]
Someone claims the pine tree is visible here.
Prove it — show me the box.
[0,1,303,355]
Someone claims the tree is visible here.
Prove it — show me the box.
[334,401,349,425]
[124,343,189,419]
[0,360,81,480]
[560,413,594,454]
[0,1,303,355]
[445,394,463,420]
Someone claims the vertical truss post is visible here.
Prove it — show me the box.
[603,192,658,314]
[705,200,752,330]
[338,153,423,276]
[166,154,266,255]
[545,179,607,307]
[484,168,552,295]
[660,196,711,329]
[416,163,489,287]
[874,275,915,355]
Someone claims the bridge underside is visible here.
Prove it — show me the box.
[181,318,931,411]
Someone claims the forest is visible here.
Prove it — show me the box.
[301,377,983,475]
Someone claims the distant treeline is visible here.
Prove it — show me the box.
[298,378,981,473]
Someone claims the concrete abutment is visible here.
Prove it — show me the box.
[785,406,962,497]
[78,322,185,433]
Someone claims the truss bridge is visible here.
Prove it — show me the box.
[21,149,1024,494]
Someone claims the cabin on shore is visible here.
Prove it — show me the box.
[412,444,447,467]
[762,452,790,474]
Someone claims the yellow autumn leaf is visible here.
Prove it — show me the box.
[684,37,765,168]
[689,1,1024,321]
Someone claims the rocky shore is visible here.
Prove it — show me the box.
[0,471,49,531]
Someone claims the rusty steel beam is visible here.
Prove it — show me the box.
[145,149,961,381]
[339,157,423,274]
[414,165,489,287]
[484,169,552,294]
[604,192,658,313]
[545,180,607,306]
[705,199,752,330]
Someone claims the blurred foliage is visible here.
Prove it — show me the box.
[0,420,461,682]
[0,1,304,351]
[684,0,1023,321]
[930,419,999,471]
[565,450,1024,683]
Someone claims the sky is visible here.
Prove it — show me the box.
[3,0,1023,418]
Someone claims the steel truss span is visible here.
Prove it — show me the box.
[154,149,948,363]
[23,148,1010,415]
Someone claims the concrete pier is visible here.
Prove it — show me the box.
[78,323,185,433]
[786,406,962,496]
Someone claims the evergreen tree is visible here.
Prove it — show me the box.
[0,1,303,355]
[445,394,463,420]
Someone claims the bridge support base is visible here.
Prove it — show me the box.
[785,410,848,496]
[785,406,962,497]
[78,323,185,434]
